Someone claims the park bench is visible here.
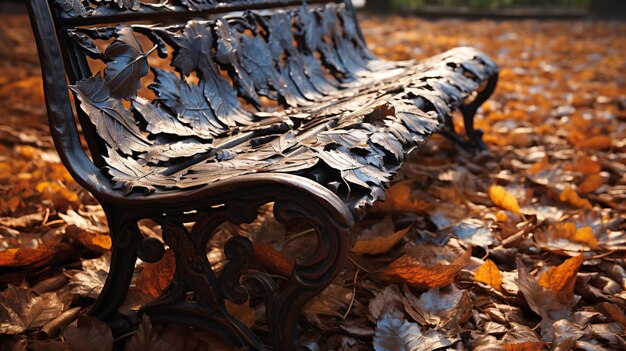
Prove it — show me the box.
[26,0,498,349]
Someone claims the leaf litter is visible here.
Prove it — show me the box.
[0,8,625,351]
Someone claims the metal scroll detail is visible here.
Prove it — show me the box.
[65,2,499,214]
[132,184,352,351]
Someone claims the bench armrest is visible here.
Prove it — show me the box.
[27,0,117,198]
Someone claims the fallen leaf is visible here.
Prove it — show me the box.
[378,249,470,291]
[578,174,604,193]
[66,269,108,300]
[559,187,592,209]
[449,219,493,248]
[0,212,43,229]
[537,254,584,297]
[135,249,175,299]
[252,241,294,277]
[76,232,112,253]
[408,286,472,330]
[306,283,353,318]
[597,302,626,328]
[375,181,433,213]
[62,314,113,351]
[368,285,404,322]
[488,185,521,214]
[516,255,583,326]
[124,315,173,351]
[577,135,612,150]
[501,342,545,351]
[0,247,56,268]
[474,259,503,290]
[548,223,599,249]
[567,155,601,174]
[0,285,65,334]
[352,221,411,255]
[373,312,452,351]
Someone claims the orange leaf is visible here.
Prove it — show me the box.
[567,155,601,174]
[352,226,411,255]
[502,342,546,351]
[135,249,176,298]
[537,254,584,301]
[253,242,294,277]
[551,223,598,249]
[375,181,432,213]
[577,135,612,150]
[378,249,470,291]
[77,232,112,253]
[474,259,502,290]
[578,174,604,193]
[495,211,508,222]
[488,185,521,214]
[572,226,598,249]
[559,187,592,209]
[0,247,56,268]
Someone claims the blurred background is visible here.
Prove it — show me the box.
[363,0,626,19]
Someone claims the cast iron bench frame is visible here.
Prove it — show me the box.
[26,0,498,350]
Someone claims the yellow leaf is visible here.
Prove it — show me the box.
[352,226,411,255]
[550,223,598,249]
[77,232,112,253]
[474,259,502,290]
[573,226,598,249]
[378,249,470,291]
[559,187,592,209]
[495,211,508,222]
[537,254,584,301]
[488,185,521,214]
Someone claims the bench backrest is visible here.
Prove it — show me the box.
[27,0,370,169]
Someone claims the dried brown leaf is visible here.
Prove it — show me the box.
[378,249,470,291]
[62,314,113,351]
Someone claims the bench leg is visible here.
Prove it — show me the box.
[443,71,499,151]
[255,197,352,351]
[87,207,141,332]
[134,180,352,351]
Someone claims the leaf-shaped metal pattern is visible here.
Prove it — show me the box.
[103,27,154,99]
[64,2,499,214]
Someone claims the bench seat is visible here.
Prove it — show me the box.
[65,3,497,214]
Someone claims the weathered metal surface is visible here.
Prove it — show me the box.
[64,2,497,214]
[26,0,498,349]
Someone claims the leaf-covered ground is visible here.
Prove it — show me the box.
[1,8,626,351]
